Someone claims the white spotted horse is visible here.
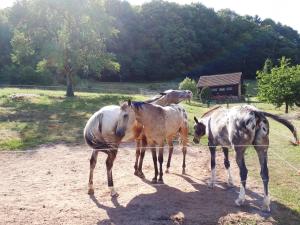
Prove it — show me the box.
[193,105,298,212]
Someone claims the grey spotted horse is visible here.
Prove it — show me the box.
[193,105,298,212]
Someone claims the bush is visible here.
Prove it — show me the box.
[0,65,17,84]
[0,65,54,85]
[178,77,197,95]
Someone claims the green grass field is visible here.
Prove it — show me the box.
[0,85,300,224]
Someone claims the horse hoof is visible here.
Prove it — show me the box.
[182,169,186,175]
[227,181,234,187]
[235,198,245,206]
[261,196,270,212]
[109,187,118,197]
[152,178,157,184]
[208,182,215,189]
[137,171,145,179]
[111,192,119,198]
[261,205,271,213]
[158,179,164,184]
[135,170,145,178]
[165,169,169,174]
[88,189,94,195]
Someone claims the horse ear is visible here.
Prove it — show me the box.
[128,99,132,106]
[194,116,199,123]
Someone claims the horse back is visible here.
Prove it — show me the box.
[84,105,121,145]
[163,104,188,135]
[228,106,261,146]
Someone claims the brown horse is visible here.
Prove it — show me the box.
[193,105,298,212]
[117,100,189,183]
[133,89,192,178]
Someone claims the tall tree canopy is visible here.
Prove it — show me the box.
[7,0,119,96]
[1,0,300,87]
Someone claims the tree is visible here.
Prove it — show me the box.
[1,0,300,84]
[263,58,273,74]
[0,10,12,73]
[9,0,119,96]
[10,30,35,65]
[257,57,300,113]
[179,77,197,95]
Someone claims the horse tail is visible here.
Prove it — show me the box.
[84,113,111,150]
[84,131,111,150]
[260,111,299,144]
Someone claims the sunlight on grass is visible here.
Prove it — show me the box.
[0,88,137,150]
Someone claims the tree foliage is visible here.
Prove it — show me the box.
[0,0,300,90]
[6,0,119,96]
[257,57,300,113]
[178,77,197,95]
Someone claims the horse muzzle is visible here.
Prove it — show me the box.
[115,129,125,138]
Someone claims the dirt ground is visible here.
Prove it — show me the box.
[0,143,278,225]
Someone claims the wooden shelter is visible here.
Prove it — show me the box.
[197,72,242,99]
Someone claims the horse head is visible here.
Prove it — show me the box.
[115,100,136,139]
[163,89,193,103]
[193,116,206,144]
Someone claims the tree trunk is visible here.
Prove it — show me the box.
[285,102,288,113]
[66,72,74,97]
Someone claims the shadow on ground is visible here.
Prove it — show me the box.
[88,173,300,225]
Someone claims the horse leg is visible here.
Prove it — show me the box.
[88,149,99,195]
[255,147,270,212]
[165,138,173,173]
[182,144,187,175]
[151,145,158,183]
[235,147,247,206]
[158,143,164,183]
[180,125,188,174]
[208,146,216,188]
[223,147,233,186]
[134,139,141,176]
[106,149,118,197]
[137,136,147,178]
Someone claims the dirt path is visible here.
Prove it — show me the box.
[0,144,277,225]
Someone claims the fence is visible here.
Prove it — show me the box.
[0,84,177,96]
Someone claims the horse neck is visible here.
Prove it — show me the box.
[155,96,184,106]
[152,96,169,106]
[200,117,209,127]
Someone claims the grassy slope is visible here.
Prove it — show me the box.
[0,85,300,224]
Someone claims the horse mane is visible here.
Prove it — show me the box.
[144,95,164,104]
[201,106,222,118]
[132,101,147,110]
